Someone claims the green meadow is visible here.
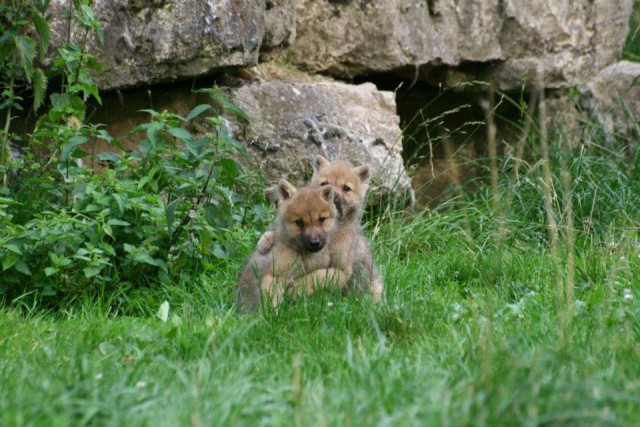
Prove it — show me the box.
[2,130,639,425]
[2,1,640,426]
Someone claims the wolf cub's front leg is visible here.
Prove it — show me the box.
[291,267,351,296]
[257,231,276,255]
[261,273,286,308]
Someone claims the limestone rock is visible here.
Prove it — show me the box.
[292,0,632,89]
[584,61,640,142]
[46,0,296,90]
[261,0,296,60]
[227,69,414,205]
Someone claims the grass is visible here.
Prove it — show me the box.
[623,0,640,62]
[2,129,640,426]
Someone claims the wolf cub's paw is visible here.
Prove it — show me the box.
[372,278,384,303]
[257,231,275,255]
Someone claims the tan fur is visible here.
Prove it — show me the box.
[236,180,339,313]
[308,156,383,301]
[256,156,384,302]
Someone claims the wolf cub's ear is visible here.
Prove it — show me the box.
[354,165,371,184]
[320,185,335,202]
[277,179,297,202]
[313,155,331,172]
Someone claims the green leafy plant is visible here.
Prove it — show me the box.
[0,97,268,302]
[623,0,640,62]
[1,0,104,188]
[0,0,51,182]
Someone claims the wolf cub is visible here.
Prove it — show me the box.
[236,180,339,313]
[256,156,384,302]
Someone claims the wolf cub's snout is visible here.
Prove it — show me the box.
[279,180,337,254]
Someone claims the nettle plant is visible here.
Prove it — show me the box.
[0,1,268,302]
[1,0,50,181]
[2,93,268,300]
[5,84,271,299]
[1,0,103,183]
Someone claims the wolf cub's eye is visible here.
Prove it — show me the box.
[320,181,329,186]
[318,216,326,224]
[294,219,304,228]
[343,185,351,192]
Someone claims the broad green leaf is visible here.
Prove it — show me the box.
[2,255,17,271]
[107,219,130,226]
[50,93,70,111]
[212,243,227,259]
[59,257,72,267]
[228,138,248,157]
[83,266,101,278]
[165,199,179,236]
[85,55,103,73]
[50,93,86,117]
[138,139,152,154]
[184,140,200,158]
[97,152,121,163]
[168,127,192,142]
[146,121,162,147]
[218,157,242,179]
[44,267,57,276]
[252,204,269,221]
[32,12,51,59]
[224,104,250,123]
[186,104,211,121]
[112,194,125,214]
[137,176,150,189]
[133,251,168,272]
[199,228,213,251]
[5,243,22,254]
[73,80,102,105]
[33,68,47,111]
[0,198,19,206]
[15,260,32,276]
[61,135,88,159]
[99,243,116,257]
[14,35,36,81]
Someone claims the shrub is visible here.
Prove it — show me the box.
[1,99,268,302]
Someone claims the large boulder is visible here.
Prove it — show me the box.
[78,66,413,205]
[292,0,632,90]
[226,67,414,205]
[583,61,640,142]
[47,0,296,90]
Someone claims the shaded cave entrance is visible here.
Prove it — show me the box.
[358,73,531,207]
